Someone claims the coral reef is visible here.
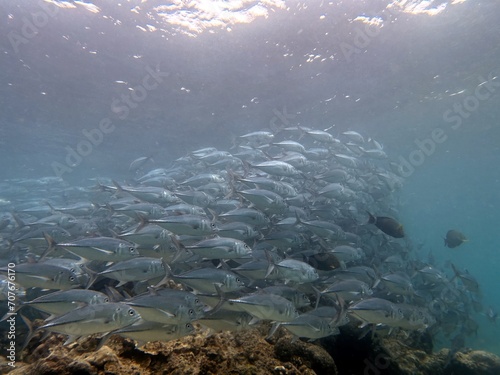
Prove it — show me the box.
[3,324,500,375]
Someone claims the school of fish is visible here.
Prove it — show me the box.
[0,126,488,352]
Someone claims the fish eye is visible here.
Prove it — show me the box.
[104,298,110,303]
[69,276,76,281]
[128,309,135,316]
[129,247,135,253]
[195,299,200,303]
[186,323,192,329]
[189,309,194,315]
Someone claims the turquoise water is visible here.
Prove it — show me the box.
[1,0,499,358]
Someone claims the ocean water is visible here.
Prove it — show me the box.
[1,0,500,362]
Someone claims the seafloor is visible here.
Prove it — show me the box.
[2,320,500,375]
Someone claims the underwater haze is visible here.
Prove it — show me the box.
[1,0,500,365]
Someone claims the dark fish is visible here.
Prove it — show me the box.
[366,212,404,238]
[444,230,467,248]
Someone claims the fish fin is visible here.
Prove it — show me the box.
[112,180,125,193]
[266,322,281,340]
[45,200,57,213]
[366,211,376,224]
[206,285,226,316]
[171,240,188,264]
[152,260,169,289]
[83,264,98,289]
[104,286,124,302]
[206,208,218,222]
[249,317,261,325]
[95,331,113,351]
[63,335,80,346]
[206,284,227,315]
[333,295,347,326]
[264,251,276,279]
[158,309,176,318]
[10,212,26,229]
[311,286,322,310]
[108,228,119,238]
[40,232,57,260]
[20,314,34,352]
[307,323,321,332]
[135,214,149,233]
[163,256,174,275]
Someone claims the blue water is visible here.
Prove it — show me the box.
[1,0,500,356]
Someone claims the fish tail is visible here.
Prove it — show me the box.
[104,285,125,302]
[206,284,226,316]
[170,237,187,264]
[241,160,253,177]
[264,249,276,279]
[10,212,26,229]
[45,200,57,213]
[112,179,125,193]
[83,265,98,289]
[135,213,149,233]
[333,294,347,326]
[41,232,57,260]
[20,313,34,352]
[311,285,323,309]
[161,258,173,278]
[266,322,282,340]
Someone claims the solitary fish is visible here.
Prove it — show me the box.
[444,230,467,248]
[366,212,404,238]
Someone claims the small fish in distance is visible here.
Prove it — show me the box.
[444,230,467,248]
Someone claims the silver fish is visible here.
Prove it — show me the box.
[185,237,252,260]
[0,262,82,290]
[18,289,109,316]
[99,257,166,287]
[218,208,270,228]
[279,313,339,341]
[198,310,253,332]
[227,293,299,322]
[145,215,217,236]
[44,234,139,262]
[126,291,205,324]
[237,189,287,214]
[268,259,319,284]
[171,267,245,294]
[38,302,141,344]
[321,279,373,302]
[115,321,195,347]
[251,161,302,177]
[348,298,404,327]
